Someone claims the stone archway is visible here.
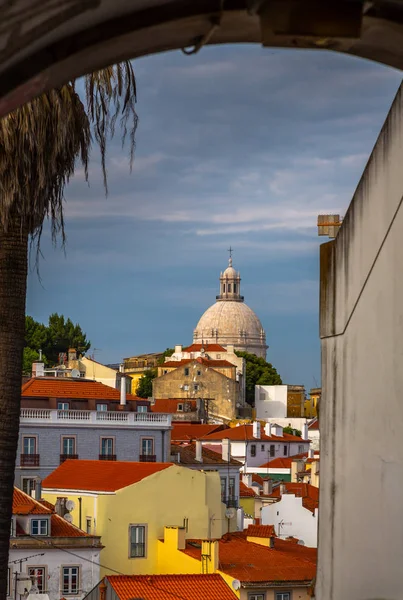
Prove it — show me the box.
[1,0,403,116]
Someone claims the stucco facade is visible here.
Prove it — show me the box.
[261,494,318,548]
[317,84,403,599]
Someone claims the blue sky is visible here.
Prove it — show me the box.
[26,45,402,391]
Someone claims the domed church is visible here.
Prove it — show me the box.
[193,254,268,358]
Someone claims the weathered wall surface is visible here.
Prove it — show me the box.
[317,84,403,599]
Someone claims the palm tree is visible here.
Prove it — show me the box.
[0,62,137,598]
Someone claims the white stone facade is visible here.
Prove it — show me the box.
[261,494,318,547]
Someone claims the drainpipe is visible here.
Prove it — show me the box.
[161,430,165,462]
[78,497,82,530]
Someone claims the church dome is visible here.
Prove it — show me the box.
[193,255,268,358]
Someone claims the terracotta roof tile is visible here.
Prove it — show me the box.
[246,525,276,538]
[182,533,316,583]
[13,489,51,515]
[202,424,308,443]
[106,574,236,600]
[162,358,235,368]
[183,344,227,353]
[22,377,141,401]
[260,452,309,469]
[170,443,242,466]
[308,418,319,430]
[42,460,173,492]
[151,399,197,413]
[240,482,256,497]
[171,423,228,442]
[268,483,319,513]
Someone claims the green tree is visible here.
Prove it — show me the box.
[0,62,137,597]
[136,369,157,398]
[45,313,91,365]
[283,425,302,437]
[157,348,175,365]
[235,350,282,405]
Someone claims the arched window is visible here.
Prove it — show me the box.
[228,284,232,293]
[233,283,237,293]
[223,284,226,293]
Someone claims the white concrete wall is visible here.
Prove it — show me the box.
[255,385,287,419]
[308,429,319,451]
[8,548,100,600]
[318,84,403,599]
[261,494,318,547]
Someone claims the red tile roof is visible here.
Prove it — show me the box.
[182,533,316,583]
[308,418,319,430]
[22,377,141,401]
[202,424,308,443]
[162,358,235,368]
[260,452,309,469]
[13,489,51,515]
[50,514,93,537]
[183,344,227,353]
[171,423,228,442]
[246,524,276,538]
[151,399,197,413]
[268,483,319,513]
[240,482,256,497]
[106,574,236,600]
[42,460,173,492]
[170,443,241,466]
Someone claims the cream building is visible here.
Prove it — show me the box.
[193,256,267,358]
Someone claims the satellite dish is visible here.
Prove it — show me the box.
[71,369,80,378]
[65,500,75,512]
[225,507,236,520]
[64,513,73,523]
[297,539,305,546]
[232,580,240,591]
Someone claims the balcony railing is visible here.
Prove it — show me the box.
[139,454,156,462]
[60,454,78,463]
[20,454,40,467]
[222,496,238,508]
[99,454,116,461]
[20,408,171,428]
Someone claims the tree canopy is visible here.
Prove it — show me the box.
[235,350,282,405]
[136,369,156,398]
[24,313,90,369]
[157,348,175,365]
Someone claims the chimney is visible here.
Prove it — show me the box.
[119,374,127,408]
[291,459,304,483]
[302,422,308,440]
[271,424,283,437]
[252,421,261,439]
[32,359,45,378]
[263,479,273,495]
[201,540,219,572]
[68,348,77,362]
[242,473,252,488]
[175,345,183,354]
[264,422,272,437]
[279,482,286,496]
[222,439,231,462]
[195,440,203,463]
[164,526,186,550]
[308,447,314,459]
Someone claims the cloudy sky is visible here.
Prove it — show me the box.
[26,45,402,391]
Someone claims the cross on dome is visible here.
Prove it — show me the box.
[227,246,233,266]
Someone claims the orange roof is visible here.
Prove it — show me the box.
[240,481,256,497]
[171,423,228,442]
[308,418,319,430]
[13,489,51,515]
[183,344,227,353]
[171,443,242,466]
[162,358,235,369]
[42,460,172,492]
[182,532,316,583]
[50,514,93,537]
[202,424,308,443]
[260,452,309,469]
[106,574,236,600]
[151,399,197,413]
[246,524,276,538]
[21,377,141,401]
[268,483,319,513]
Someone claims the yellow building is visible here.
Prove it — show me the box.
[123,352,164,394]
[304,387,321,418]
[42,459,235,577]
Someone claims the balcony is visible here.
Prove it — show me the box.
[222,496,238,508]
[20,454,40,467]
[99,454,116,461]
[20,408,171,429]
[139,454,156,462]
[60,454,78,463]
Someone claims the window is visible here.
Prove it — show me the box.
[229,477,235,499]
[23,437,36,455]
[261,444,265,451]
[28,567,46,593]
[141,439,154,456]
[137,405,148,413]
[227,284,231,293]
[62,437,76,455]
[220,478,226,500]
[270,445,275,457]
[86,518,92,534]
[223,284,226,292]
[58,402,69,410]
[129,525,146,557]
[275,594,291,600]
[248,594,265,600]
[197,370,201,376]
[233,283,237,293]
[31,519,48,536]
[96,404,107,412]
[298,445,304,453]
[62,566,80,595]
[184,367,189,376]
[22,478,36,497]
[283,445,288,456]
[250,444,256,457]
[101,438,114,456]
[163,369,168,375]
[177,403,184,412]
[194,384,199,391]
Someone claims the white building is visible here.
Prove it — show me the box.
[9,488,102,600]
[255,385,288,418]
[308,417,320,451]
[261,483,318,548]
